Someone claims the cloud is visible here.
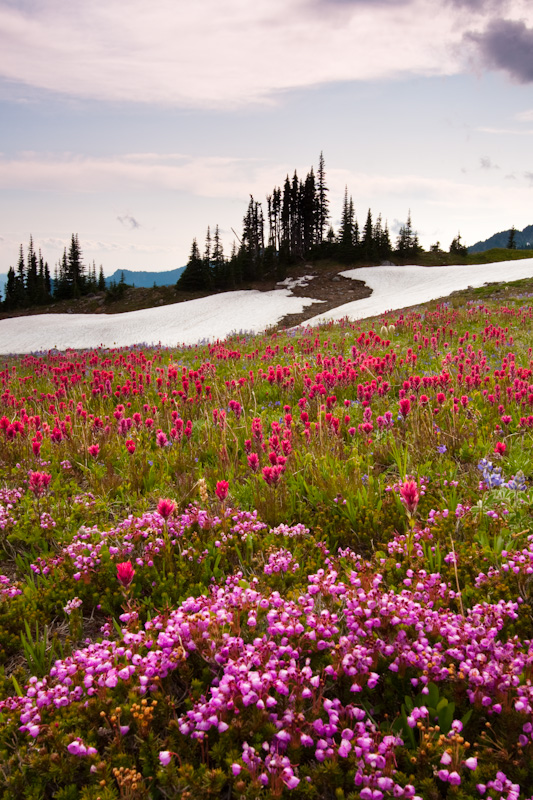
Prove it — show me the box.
[467,18,533,83]
[525,171,533,185]
[117,214,140,230]
[445,0,509,10]
[0,152,288,199]
[477,125,533,134]
[516,109,533,121]
[0,0,489,107]
[480,156,499,169]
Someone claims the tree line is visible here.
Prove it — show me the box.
[2,235,106,311]
[177,152,424,292]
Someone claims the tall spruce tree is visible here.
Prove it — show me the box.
[338,188,356,263]
[396,211,421,258]
[15,245,27,307]
[316,151,329,246]
[362,209,375,261]
[240,196,265,280]
[177,238,210,291]
[211,225,225,288]
[26,236,39,305]
[67,234,85,297]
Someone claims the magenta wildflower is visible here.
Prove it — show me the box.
[399,479,419,514]
[215,480,229,501]
[116,561,135,587]
[28,471,52,497]
[157,498,176,519]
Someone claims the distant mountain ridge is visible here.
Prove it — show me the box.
[468,224,533,253]
[0,266,186,297]
[106,267,185,287]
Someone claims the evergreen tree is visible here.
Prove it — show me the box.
[176,239,211,291]
[302,168,317,256]
[54,249,70,300]
[44,259,52,300]
[396,211,421,258]
[211,225,225,288]
[26,236,39,305]
[449,232,468,256]
[240,196,265,280]
[15,245,27,307]
[361,209,375,261]
[3,267,17,309]
[267,187,282,254]
[316,151,329,246]
[67,234,85,297]
[204,226,212,285]
[98,266,106,291]
[507,226,517,249]
[280,176,292,263]
[337,188,356,263]
[290,172,302,260]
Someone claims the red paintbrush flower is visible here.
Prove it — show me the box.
[215,480,229,501]
[157,498,176,519]
[399,480,419,515]
[116,561,135,587]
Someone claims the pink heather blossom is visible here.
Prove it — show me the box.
[159,750,172,766]
[215,480,229,502]
[116,561,135,587]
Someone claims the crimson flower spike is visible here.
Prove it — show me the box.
[399,480,419,515]
[116,561,135,587]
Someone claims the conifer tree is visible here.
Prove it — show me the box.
[26,236,38,305]
[449,232,467,256]
[43,259,52,300]
[240,196,265,280]
[396,211,421,258]
[204,226,212,281]
[280,176,292,263]
[507,226,517,249]
[176,239,210,291]
[15,245,27,307]
[211,225,225,288]
[316,151,329,246]
[338,188,356,263]
[98,266,106,291]
[3,267,17,309]
[67,234,85,297]
[362,209,375,261]
[302,169,316,256]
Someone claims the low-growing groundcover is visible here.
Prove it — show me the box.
[2,287,533,798]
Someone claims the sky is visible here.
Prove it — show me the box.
[2,258,533,353]
[1,0,533,277]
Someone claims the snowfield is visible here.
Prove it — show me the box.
[1,259,533,354]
